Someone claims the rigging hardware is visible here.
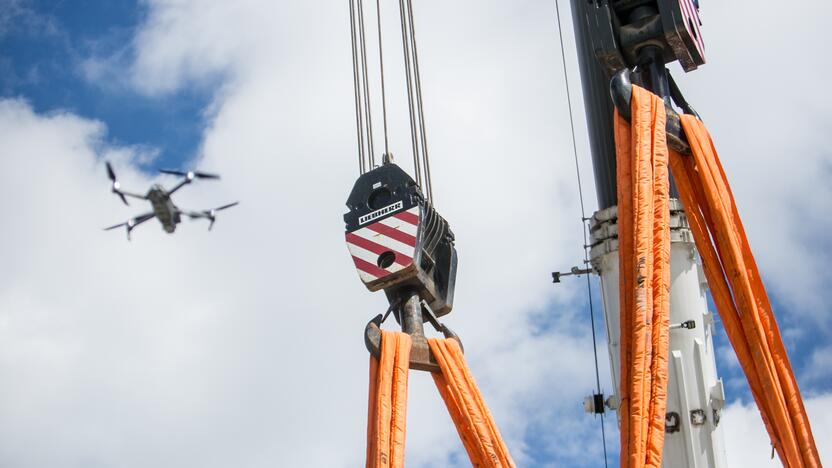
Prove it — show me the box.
[345,0,452,372]
[610,68,692,154]
[345,161,457,317]
[349,0,376,172]
[348,0,367,173]
[584,0,705,76]
[400,0,432,201]
[364,292,462,373]
[567,0,762,466]
[347,0,434,202]
[344,161,457,374]
[374,0,390,156]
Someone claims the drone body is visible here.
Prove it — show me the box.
[146,184,182,233]
[104,162,238,240]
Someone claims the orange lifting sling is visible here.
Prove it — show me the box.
[616,85,821,467]
[614,86,672,468]
[366,330,515,468]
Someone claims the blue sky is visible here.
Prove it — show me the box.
[0,1,829,467]
[1,0,209,169]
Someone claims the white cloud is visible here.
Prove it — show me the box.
[672,1,832,319]
[723,393,832,466]
[0,0,59,39]
[803,346,832,384]
[0,0,599,464]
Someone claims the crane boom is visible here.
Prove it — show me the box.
[568,1,728,466]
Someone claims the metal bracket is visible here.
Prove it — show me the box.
[690,408,707,426]
[365,291,463,373]
[670,320,696,330]
[666,412,681,433]
[583,392,608,415]
[552,265,594,284]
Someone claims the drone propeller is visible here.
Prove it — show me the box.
[159,169,220,180]
[106,161,129,205]
[212,202,240,212]
[208,202,239,230]
[103,221,129,231]
[106,161,117,181]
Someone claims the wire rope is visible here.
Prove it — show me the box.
[356,0,375,168]
[405,0,433,202]
[374,0,391,157]
[397,0,423,189]
[348,0,366,174]
[348,0,434,197]
[554,0,609,465]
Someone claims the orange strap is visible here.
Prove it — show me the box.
[669,115,820,467]
[429,338,515,468]
[615,85,820,467]
[366,331,411,468]
[614,85,671,468]
[366,331,515,468]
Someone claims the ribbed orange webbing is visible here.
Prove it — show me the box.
[614,85,671,468]
[366,331,515,468]
[668,115,820,468]
[429,338,516,468]
[615,84,821,467]
[366,331,411,468]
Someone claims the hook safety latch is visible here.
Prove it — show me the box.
[365,293,463,373]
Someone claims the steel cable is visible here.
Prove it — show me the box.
[405,0,432,202]
[349,0,366,174]
[357,0,375,168]
[349,0,434,198]
[375,0,391,158]
[397,0,422,190]
[554,0,609,465]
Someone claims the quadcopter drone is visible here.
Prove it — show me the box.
[103,161,239,240]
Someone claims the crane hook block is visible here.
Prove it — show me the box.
[344,163,457,318]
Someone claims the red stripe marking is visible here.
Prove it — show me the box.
[345,232,412,265]
[393,209,419,226]
[352,256,389,279]
[681,0,704,53]
[365,221,417,247]
[685,2,696,35]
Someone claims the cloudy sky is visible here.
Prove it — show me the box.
[0,0,829,466]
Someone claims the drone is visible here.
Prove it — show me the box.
[103,161,239,240]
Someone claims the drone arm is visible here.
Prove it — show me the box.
[133,212,156,223]
[179,209,207,219]
[104,212,156,240]
[179,203,236,231]
[121,190,148,200]
[167,179,191,195]
[104,212,156,229]
[179,202,238,219]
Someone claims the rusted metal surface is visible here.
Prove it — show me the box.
[364,290,462,373]
[610,69,692,155]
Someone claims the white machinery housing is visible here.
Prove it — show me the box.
[589,200,727,467]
